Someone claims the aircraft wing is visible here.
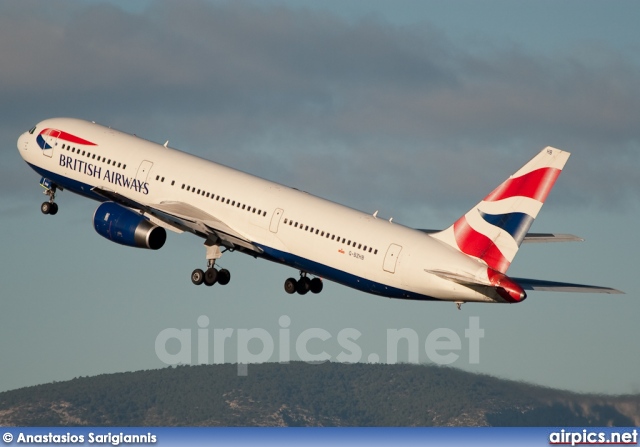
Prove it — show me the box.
[511,278,624,294]
[91,187,262,254]
[418,229,583,243]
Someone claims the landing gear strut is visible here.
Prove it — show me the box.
[455,301,464,310]
[284,272,323,295]
[40,178,59,215]
[191,238,231,287]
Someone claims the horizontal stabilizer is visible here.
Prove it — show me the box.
[521,233,583,243]
[512,278,624,294]
[419,229,583,243]
[425,269,490,286]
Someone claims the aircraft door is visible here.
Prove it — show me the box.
[41,129,60,158]
[270,208,284,233]
[136,160,153,183]
[383,243,402,273]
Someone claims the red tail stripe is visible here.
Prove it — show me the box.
[453,217,510,273]
[484,167,561,203]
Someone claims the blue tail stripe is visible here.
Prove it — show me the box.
[479,211,534,244]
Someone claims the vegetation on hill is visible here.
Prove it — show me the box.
[0,362,638,426]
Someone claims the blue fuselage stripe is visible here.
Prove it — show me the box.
[254,243,438,301]
[28,163,438,302]
[28,162,105,202]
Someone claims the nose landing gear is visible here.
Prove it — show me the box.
[39,178,59,215]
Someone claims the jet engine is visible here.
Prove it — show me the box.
[93,202,166,249]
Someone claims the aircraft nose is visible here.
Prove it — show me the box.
[17,132,28,151]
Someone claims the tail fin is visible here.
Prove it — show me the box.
[431,147,570,273]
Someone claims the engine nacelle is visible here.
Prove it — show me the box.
[93,202,166,250]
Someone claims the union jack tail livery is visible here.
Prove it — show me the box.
[432,147,570,274]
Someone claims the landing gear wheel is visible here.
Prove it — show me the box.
[191,268,205,285]
[49,203,59,215]
[41,202,52,215]
[217,269,231,285]
[284,278,298,294]
[296,276,311,295]
[204,268,218,286]
[310,277,323,294]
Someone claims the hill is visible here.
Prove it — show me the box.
[0,363,638,426]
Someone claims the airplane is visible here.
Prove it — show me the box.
[17,118,622,308]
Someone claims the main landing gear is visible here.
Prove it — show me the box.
[284,272,323,295]
[191,239,231,287]
[40,178,59,215]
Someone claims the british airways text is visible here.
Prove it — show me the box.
[59,154,149,194]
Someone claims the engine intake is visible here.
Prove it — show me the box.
[93,202,166,250]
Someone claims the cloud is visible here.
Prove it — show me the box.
[2,0,639,216]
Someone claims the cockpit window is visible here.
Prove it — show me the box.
[28,126,36,135]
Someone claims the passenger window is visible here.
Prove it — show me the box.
[374,249,378,255]
[123,164,127,169]
[117,163,121,168]
[161,177,165,182]
[171,180,175,186]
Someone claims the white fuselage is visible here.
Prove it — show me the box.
[18,118,498,303]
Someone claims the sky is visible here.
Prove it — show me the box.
[1,0,639,396]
